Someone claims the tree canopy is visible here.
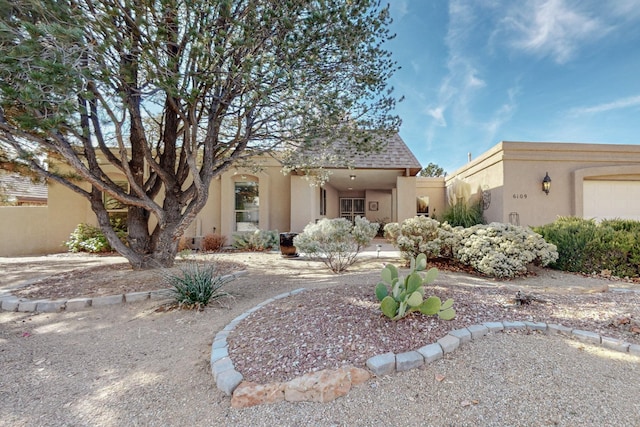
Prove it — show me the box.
[0,0,400,268]
[418,162,446,177]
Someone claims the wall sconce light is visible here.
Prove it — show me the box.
[350,174,356,180]
[542,172,551,195]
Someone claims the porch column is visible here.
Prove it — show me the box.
[290,176,317,232]
[396,176,417,222]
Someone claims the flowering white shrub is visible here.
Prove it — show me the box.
[438,221,463,259]
[385,217,558,278]
[384,216,442,261]
[294,216,379,273]
[455,222,558,278]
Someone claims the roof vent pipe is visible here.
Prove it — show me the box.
[468,152,472,162]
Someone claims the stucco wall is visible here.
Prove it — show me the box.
[47,179,94,252]
[447,142,640,227]
[365,189,392,223]
[324,183,339,219]
[0,206,51,256]
[396,176,417,222]
[289,175,316,233]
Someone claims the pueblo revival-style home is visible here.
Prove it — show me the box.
[2,138,640,256]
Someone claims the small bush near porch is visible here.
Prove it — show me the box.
[294,217,379,273]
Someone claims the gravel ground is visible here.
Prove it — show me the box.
[1,251,639,426]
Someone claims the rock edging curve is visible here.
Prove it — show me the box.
[212,289,640,407]
[0,270,248,313]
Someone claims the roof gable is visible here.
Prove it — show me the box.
[349,133,421,172]
[0,173,48,203]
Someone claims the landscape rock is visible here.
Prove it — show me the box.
[231,381,285,408]
[344,366,371,385]
[284,368,351,403]
[230,366,369,408]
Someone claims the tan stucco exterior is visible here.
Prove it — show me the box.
[447,141,640,226]
[3,140,640,256]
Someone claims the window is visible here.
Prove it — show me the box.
[235,181,259,231]
[103,181,128,211]
[319,187,327,215]
[417,196,429,216]
[104,181,128,229]
[339,197,365,222]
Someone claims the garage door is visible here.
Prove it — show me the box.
[583,180,640,221]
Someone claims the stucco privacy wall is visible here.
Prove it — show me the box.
[395,176,417,223]
[290,174,316,233]
[448,142,640,227]
[0,206,50,256]
[0,177,92,256]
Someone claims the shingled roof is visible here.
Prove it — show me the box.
[0,173,47,205]
[349,133,421,172]
[293,132,422,175]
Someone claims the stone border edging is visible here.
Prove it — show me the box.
[210,288,307,395]
[0,270,248,313]
[212,289,640,403]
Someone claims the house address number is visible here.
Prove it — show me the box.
[512,193,527,199]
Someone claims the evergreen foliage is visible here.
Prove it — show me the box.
[0,0,400,268]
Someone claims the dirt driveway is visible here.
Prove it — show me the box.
[1,251,639,426]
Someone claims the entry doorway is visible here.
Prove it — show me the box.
[340,198,365,222]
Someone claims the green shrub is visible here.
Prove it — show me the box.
[65,223,108,253]
[294,216,379,273]
[601,218,640,233]
[537,217,640,277]
[584,229,640,277]
[164,262,235,309]
[441,199,484,228]
[65,220,127,253]
[534,217,596,272]
[232,229,278,251]
[374,253,455,320]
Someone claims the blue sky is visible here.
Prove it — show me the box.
[385,0,640,173]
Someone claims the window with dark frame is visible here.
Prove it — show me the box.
[320,187,327,215]
[104,181,129,230]
[234,181,259,231]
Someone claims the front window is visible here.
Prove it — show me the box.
[320,187,327,215]
[417,196,429,216]
[235,181,259,231]
[104,181,128,230]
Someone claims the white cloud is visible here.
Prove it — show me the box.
[496,0,610,64]
[425,0,487,139]
[568,95,640,116]
[483,86,520,139]
[427,106,447,127]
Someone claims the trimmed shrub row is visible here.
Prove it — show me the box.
[534,217,640,278]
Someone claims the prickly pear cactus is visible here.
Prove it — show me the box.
[375,253,455,321]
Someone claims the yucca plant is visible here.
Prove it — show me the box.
[164,262,235,309]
